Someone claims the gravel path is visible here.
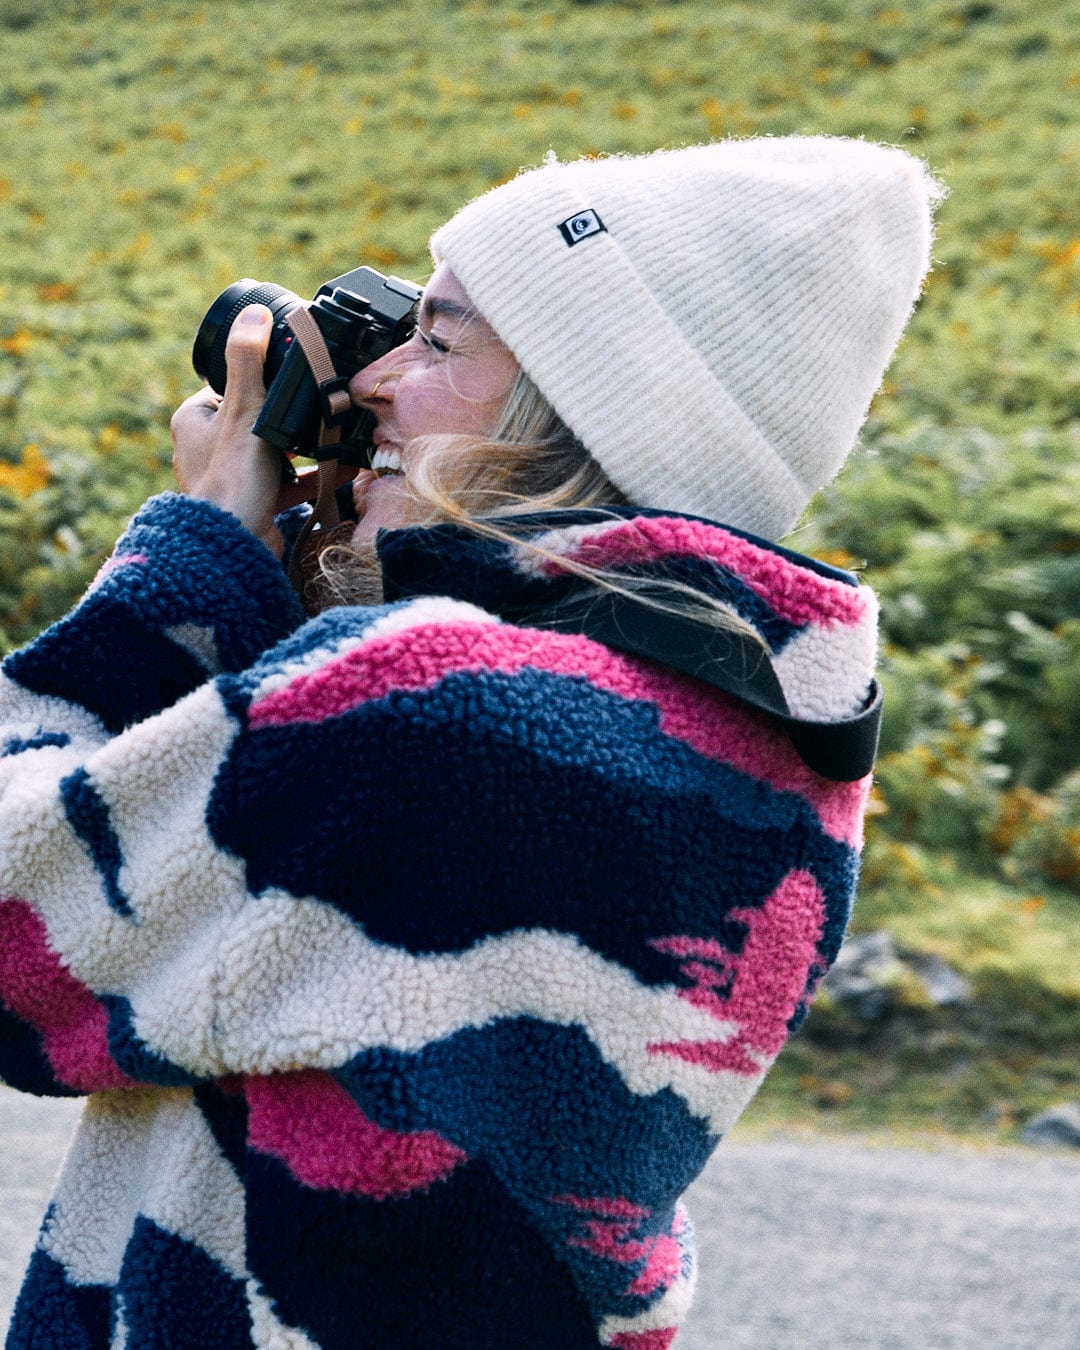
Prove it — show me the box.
[678,1131,1080,1349]
[3,1088,1078,1347]
[1,1089,84,1339]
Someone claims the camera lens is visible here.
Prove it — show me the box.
[192,280,304,394]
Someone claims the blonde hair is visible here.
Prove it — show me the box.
[308,371,764,653]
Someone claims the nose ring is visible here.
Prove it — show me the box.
[369,378,386,397]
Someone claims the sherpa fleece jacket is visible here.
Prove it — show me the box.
[0,493,878,1350]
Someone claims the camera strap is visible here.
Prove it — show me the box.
[518,587,882,782]
[283,305,350,593]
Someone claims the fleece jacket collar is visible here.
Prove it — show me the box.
[376,506,881,782]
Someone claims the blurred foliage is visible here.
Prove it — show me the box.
[799,419,1080,894]
[0,0,1077,1132]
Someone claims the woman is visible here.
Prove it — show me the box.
[0,139,938,1349]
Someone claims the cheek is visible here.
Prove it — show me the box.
[413,374,503,438]
[455,390,507,436]
[390,378,444,438]
[447,360,519,433]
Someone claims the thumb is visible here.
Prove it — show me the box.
[220,304,272,421]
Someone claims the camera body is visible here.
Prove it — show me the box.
[192,266,421,466]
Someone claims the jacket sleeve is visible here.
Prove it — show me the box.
[0,493,305,1094]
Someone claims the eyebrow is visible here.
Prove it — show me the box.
[419,295,475,325]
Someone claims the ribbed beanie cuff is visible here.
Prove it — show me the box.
[431,138,941,539]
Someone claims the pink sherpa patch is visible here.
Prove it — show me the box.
[553,1193,645,1225]
[0,897,133,1091]
[538,516,867,629]
[552,1194,650,1220]
[608,1331,678,1350]
[245,1069,466,1199]
[553,1195,683,1299]
[627,1234,684,1298]
[248,621,868,845]
[648,868,827,1076]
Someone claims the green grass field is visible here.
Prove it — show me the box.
[1,0,1077,1139]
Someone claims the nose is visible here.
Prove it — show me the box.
[349,349,401,407]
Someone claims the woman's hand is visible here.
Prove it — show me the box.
[170,304,285,557]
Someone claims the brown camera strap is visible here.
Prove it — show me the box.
[283,305,348,594]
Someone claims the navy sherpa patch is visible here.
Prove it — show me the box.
[244,1150,598,1350]
[2,731,70,756]
[6,1237,112,1350]
[210,666,855,980]
[0,1003,80,1098]
[118,1217,251,1348]
[59,767,132,917]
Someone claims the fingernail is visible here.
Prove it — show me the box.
[239,304,270,325]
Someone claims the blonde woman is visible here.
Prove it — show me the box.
[0,140,937,1349]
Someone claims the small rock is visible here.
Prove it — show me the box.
[1021,1103,1080,1149]
[824,930,898,1020]
[832,930,897,974]
[905,951,972,1007]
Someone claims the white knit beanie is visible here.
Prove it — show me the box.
[430,138,940,540]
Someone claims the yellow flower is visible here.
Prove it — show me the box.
[364,244,400,267]
[0,328,34,358]
[700,97,725,136]
[37,282,78,302]
[0,444,50,497]
[815,547,861,571]
[984,231,1018,259]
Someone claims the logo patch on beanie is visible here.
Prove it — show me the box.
[558,209,607,247]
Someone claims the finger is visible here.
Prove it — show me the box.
[219,304,272,423]
[177,385,222,414]
[169,386,223,442]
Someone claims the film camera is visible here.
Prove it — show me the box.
[192,266,422,467]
